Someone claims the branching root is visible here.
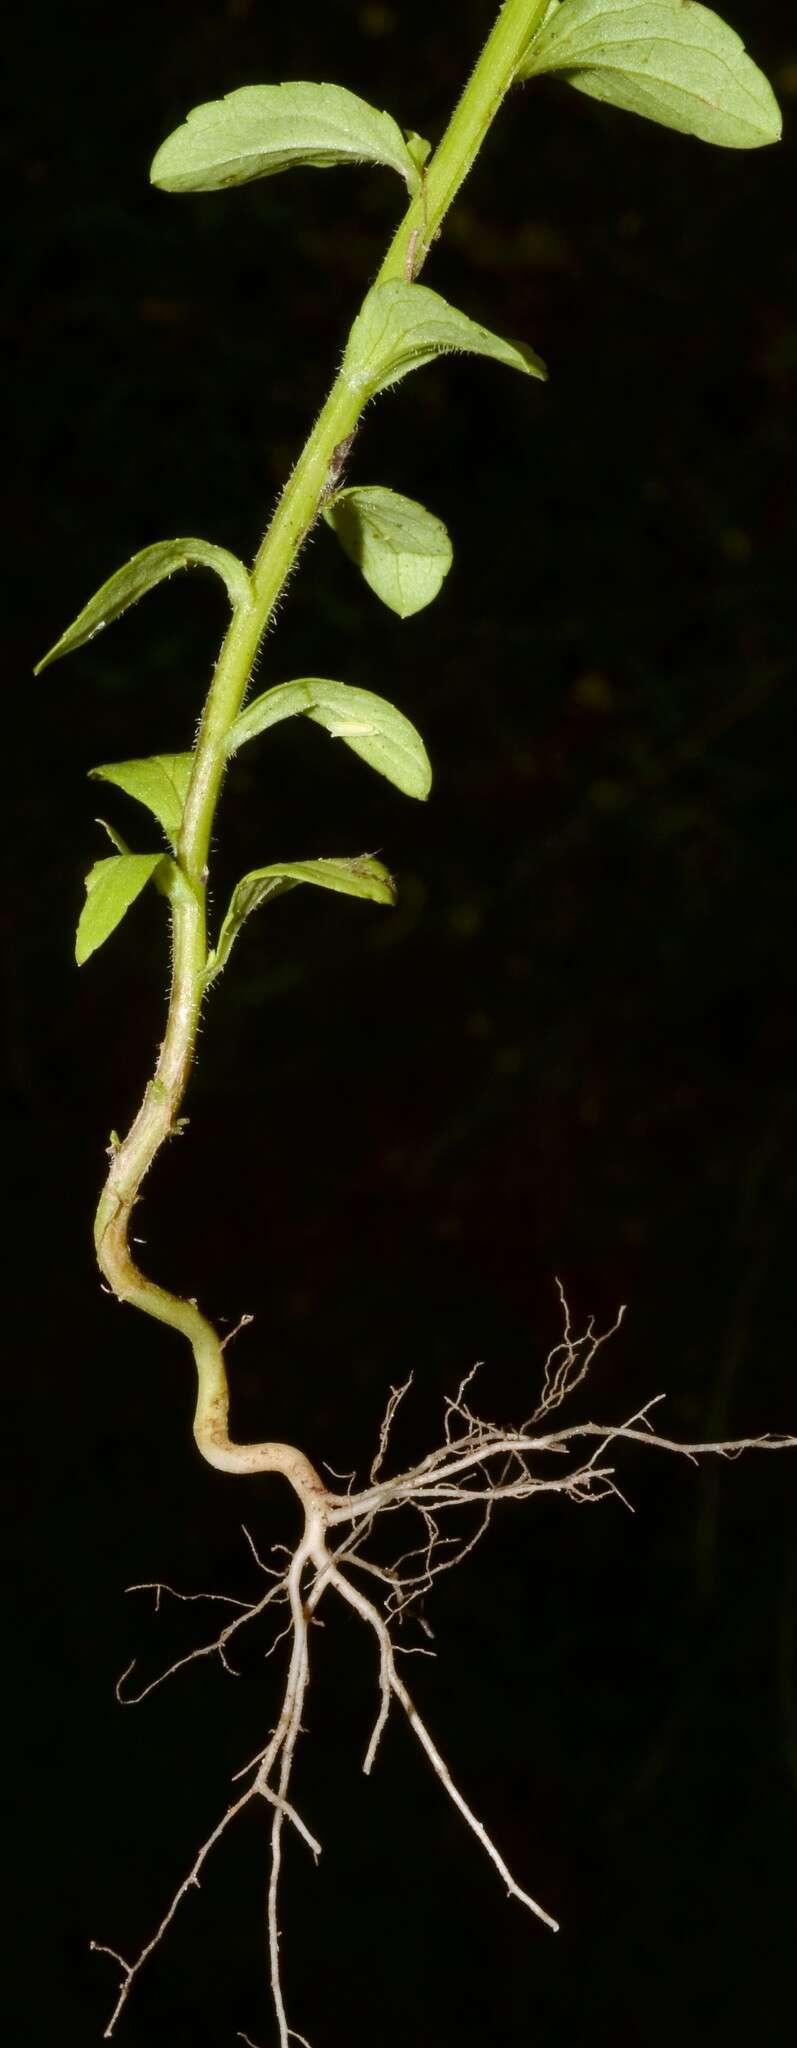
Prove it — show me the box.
[92,1294,796,2045]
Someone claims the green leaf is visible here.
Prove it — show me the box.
[227,677,432,801]
[518,0,782,149]
[150,82,421,195]
[89,753,195,849]
[206,854,396,982]
[323,486,453,618]
[75,853,166,966]
[34,539,252,676]
[342,280,547,399]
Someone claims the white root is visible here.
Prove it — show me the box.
[93,1298,796,2046]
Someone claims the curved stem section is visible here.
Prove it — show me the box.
[93,0,550,1499]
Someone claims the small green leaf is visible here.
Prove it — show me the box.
[150,82,421,195]
[89,753,195,848]
[206,854,396,982]
[75,852,166,966]
[342,280,547,400]
[404,130,432,177]
[324,486,452,619]
[518,0,782,149]
[34,539,252,676]
[227,677,431,801]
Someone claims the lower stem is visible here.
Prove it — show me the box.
[93,893,326,1502]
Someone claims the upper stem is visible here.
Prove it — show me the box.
[376,0,550,287]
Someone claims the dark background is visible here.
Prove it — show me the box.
[6,2,795,2043]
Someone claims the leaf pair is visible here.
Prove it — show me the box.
[519,0,781,150]
[34,281,545,654]
[73,672,430,966]
[75,845,395,970]
[151,75,548,412]
[196,675,430,972]
[83,668,432,836]
[323,275,546,610]
[36,523,432,965]
[148,11,781,219]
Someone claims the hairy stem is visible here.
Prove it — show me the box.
[94,0,550,1493]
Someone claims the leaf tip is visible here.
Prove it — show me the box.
[74,915,96,966]
[518,340,548,381]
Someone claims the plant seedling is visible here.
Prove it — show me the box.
[37,5,790,2041]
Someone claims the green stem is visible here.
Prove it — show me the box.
[376,0,550,286]
[94,0,550,1495]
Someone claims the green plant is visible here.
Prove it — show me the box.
[37,3,791,2042]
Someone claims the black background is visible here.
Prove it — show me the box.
[6,3,795,2044]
